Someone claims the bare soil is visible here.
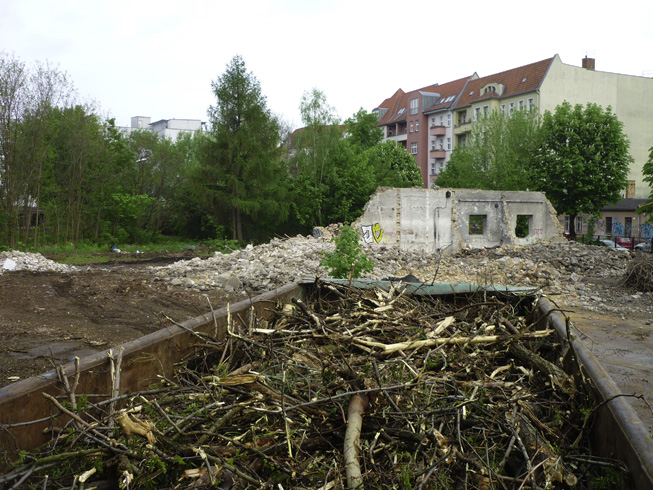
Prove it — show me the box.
[0,252,243,386]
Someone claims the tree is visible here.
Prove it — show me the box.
[436,108,539,190]
[365,141,423,188]
[344,108,383,151]
[0,53,75,247]
[198,55,288,241]
[530,102,632,239]
[639,146,653,222]
[290,88,343,228]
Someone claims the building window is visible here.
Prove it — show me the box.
[411,142,418,155]
[410,121,414,133]
[509,102,515,115]
[469,215,486,235]
[575,216,583,234]
[474,107,481,120]
[459,135,466,148]
[518,100,524,111]
[440,115,444,126]
[439,161,444,169]
[415,120,419,132]
[605,216,613,235]
[625,217,633,237]
[564,216,570,232]
[483,105,489,117]
[515,215,532,238]
[500,104,506,116]
[410,98,419,115]
[447,114,451,127]
[447,138,451,150]
[431,116,436,126]
[430,162,437,175]
[527,98,534,111]
[431,139,436,151]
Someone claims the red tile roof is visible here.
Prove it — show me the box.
[375,76,474,126]
[454,57,554,108]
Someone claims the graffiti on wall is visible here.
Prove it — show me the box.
[612,221,625,237]
[642,224,653,239]
[361,223,384,244]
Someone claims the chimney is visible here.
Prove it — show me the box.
[582,56,595,71]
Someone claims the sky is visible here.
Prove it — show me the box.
[2,0,652,130]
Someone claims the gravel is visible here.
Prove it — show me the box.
[2,232,650,317]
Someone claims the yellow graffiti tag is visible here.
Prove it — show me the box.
[372,223,384,243]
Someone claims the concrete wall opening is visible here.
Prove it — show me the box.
[469,215,486,235]
[515,215,532,238]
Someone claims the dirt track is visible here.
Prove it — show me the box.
[0,253,242,386]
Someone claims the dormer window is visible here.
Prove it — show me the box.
[481,83,504,96]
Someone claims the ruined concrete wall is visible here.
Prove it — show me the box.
[353,187,563,253]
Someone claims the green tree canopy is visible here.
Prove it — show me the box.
[530,102,632,238]
[344,108,383,151]
[436,108,539,190]
[198,55,289,241]
[639,146,653,222]
[365,141,423,188]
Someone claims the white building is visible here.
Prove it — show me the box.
[121,116,206,140]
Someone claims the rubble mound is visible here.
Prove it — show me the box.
[0,251,77,274]
[150,234,631,297]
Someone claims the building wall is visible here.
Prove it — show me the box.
[424,110,454,186]
[353,187,563,254]
[120,117,204,140]
[540,56,653,198]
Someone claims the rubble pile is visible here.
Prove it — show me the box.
[0,234,648,317]
[149,234,645,315]
[0,251,77,274]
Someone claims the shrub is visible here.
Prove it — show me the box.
[320,225,373,279]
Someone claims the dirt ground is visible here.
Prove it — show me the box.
[0,252,244,387]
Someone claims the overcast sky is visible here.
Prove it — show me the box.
[2,0,652,130]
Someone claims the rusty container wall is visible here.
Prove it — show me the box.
[537,297,653,490]
[0,283,302,458]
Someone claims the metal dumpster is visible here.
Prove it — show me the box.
[0,279,651,488]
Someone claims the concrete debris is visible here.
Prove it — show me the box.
[149,234,644,318]
[0,251,77,274]
[1,235,648,317]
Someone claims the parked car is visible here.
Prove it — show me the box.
[615,237,632,248]
[599,239,629,251]
[634,239,652,252]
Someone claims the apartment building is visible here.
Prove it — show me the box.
[121,116,206,140]
[375,55,653,197]
[373,76,475,187]
[452,58,552,151]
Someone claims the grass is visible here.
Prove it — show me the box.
[8,237,241,265]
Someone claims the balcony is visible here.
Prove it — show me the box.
[429,149,447,159]
[386,130,407,142]
[429,125,446,136]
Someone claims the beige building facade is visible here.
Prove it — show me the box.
[376,55,653,197]
[539,56,653,197]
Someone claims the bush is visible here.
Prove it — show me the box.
[320,225,374,279]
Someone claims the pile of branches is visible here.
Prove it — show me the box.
[623,252,653,292]
[2,280,627,489]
